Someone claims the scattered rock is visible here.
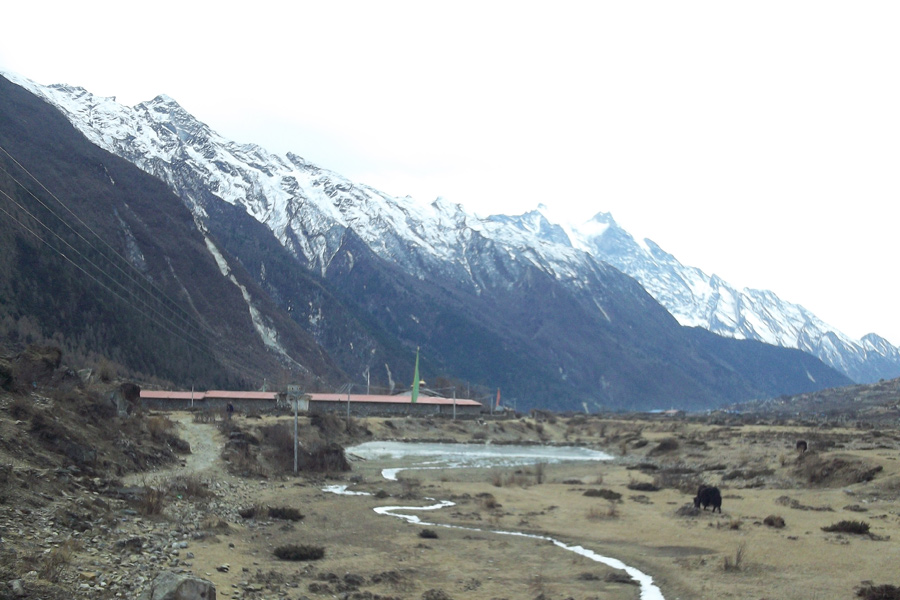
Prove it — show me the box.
[139,571,216,600]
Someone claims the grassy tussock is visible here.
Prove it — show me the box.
[822,520,870,534]
[273,544,324,561]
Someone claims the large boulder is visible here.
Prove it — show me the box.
[139,572,216,600]
[111,382,142,416]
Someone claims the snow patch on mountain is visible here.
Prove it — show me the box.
[8,69,898,384]
[565,212,900,383]
[203,235,301,369]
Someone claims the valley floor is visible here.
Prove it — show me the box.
[3,409,900,599]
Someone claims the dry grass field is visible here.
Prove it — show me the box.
[170,412,900,600]
[3,393,900,599]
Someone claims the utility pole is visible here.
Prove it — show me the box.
[287,385,301,474]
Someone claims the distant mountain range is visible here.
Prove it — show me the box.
[4,70,890,411]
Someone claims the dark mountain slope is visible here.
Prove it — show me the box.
[0,74,854,411]
[0,76,342,388]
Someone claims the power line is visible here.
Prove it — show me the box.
[0,186,214,353]
[0,143,208,342]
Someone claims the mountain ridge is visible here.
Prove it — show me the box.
[0,71,863,411]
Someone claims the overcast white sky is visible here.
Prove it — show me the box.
[2,1,898,344]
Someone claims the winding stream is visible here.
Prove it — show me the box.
[326,441,666,600]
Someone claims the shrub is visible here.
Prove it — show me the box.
[822,520,870,535]
[586,500,619,520]
[146,416,176,440]
[268,506,304,521]
[8,396,35,420]
[856,584,900,599]
[238,505,303,521]
[477,493,498,510]
[534,461,546,484]
[652,469,702,494]
[583,489,622,501]
[648,437,679,455]
[138,485,167,516]
[764,515,786,528]
[627,481,659,492]
[274,544,325,561]
[169,474,215,500]
[723,543,746,571]
[298,442,350,473]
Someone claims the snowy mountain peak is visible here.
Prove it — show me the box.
[7,69,898,385]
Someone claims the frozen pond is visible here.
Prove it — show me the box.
[333,441,665,599]
[347,441,614,480]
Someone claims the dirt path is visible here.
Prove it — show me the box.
[125,412,225,485]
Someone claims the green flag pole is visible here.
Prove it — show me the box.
[411,348,420,404]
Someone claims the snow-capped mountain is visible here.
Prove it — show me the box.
[3,70,871,410]
[563,212,900,383]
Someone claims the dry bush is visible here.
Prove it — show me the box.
[240,505,304,521]
[856,583,900,599]
[648,437,680,456]
[273,544,325,561]
[505,472,531,487]
[298,442,350,472]
[822,520,870,535]
[627,481,659,492]
[371,570,414,591]
[138,485,168,516]
[310,412,346,439]
[795,454,883,486]
[723,543,746,571]
[27,539,80,583]
[764,515,786,528]
[259,423,295,471]
[8,396,36,420]
[477,493,498,510]
[586,501,619,520]
[227,445,268,478]
[652,468,702,494]
[145,415,176,440]
[528,571,548,597]
[169,474,215,500]
[534,461,546,484]
[193,409,219,424]
[400,477,422,498]
[29,410,68,442]
[583,488,622,501]
[268,506,304,521]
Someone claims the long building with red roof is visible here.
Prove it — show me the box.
[140,389,485,417]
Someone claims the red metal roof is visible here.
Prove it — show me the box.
[140,390,482,406]
[308,393,482,406]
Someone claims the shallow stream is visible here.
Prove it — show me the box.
[327,441,666,600]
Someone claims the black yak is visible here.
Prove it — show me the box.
[693,485,722,512]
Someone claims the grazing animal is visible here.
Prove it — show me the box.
[693,485,722,512]
[796,440,808,453]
